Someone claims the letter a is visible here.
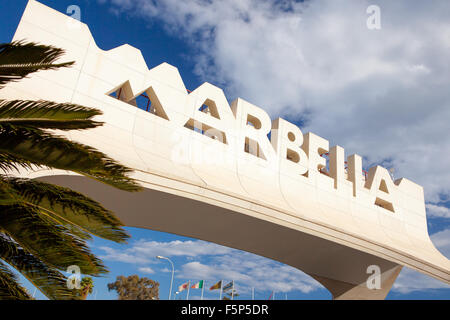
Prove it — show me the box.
[366,265,381,290]
[366,5,381,30]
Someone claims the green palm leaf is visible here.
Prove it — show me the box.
[0,100,103,130]
[0,203,108,276]
[0,41,74,88]
[0,153,34,173]
[0,41,68,64]
[0,260,31,300]
[0,123,140,191]
[6,177,129,242]
[0,41,142,299]
[0,233,76,300]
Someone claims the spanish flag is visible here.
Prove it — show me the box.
[209,280,222,290]
[178,282,189,292]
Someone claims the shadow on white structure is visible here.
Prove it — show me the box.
[1,0,448,299]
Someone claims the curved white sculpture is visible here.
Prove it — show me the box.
[2,0,448,299]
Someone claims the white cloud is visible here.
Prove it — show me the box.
[99,239,234,264]
[98,239,323,295]
[99,0,450,203]
[177,252,321,295]
[431,229,450,258]
[393,267,450,294]
[393,228,450,293]
[426,203,450,219]
[99,232,450,296]
[138,267,155,274]
[98,246,152,264]
[131,239,234,257]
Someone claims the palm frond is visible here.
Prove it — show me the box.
[0,124,141,191]
[6,177,129,242]
[0,41,143,301]
[0,233,76,300]
[38,211,93,242]
[0,63,74,87]
[0,99,103,126]
[0,41,68,64]
[0,203,108,276]
[0,41,74,88]
[0,259,31,300]
[0,178,91,239]
[0,153,35,175]
[0,178,20,206]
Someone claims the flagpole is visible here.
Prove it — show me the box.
[252,287,254,300]
[231,280,234,300]
[219,280,223,300]
[186,280,190,300]
[201,280,205,300]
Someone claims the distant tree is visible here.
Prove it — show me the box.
[80,277,94,300]
[107,275,159,300]
[70,276,94,300]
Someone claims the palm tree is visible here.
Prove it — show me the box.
[0,41,141,300]
[79,277,94,300]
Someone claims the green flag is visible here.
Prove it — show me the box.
[191,280,204,289]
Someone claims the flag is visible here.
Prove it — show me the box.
[178,282,189,292]
[210,280,222,290]
[191,280,204,289]
[223,281,233,291]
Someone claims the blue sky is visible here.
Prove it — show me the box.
[0,0,449,300]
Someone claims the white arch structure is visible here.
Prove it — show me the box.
[2,0,449,299]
